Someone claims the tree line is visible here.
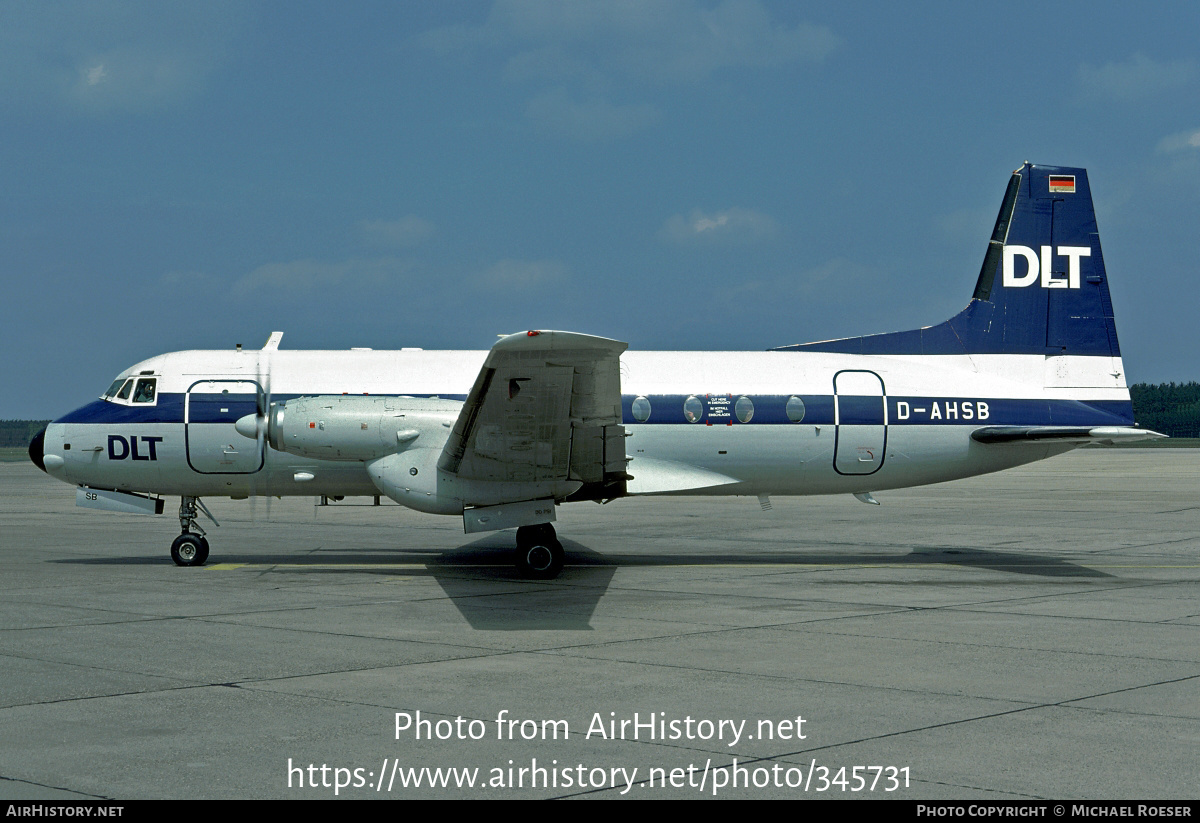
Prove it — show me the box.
[3,383,1198,448]
[1128,382,1200,438]
[1,420,50,448]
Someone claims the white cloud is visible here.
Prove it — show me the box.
[0,2,247,112]
[358,216,435,248]
[417,1,835,142]
[1078,54,1195,102]
[85,64,108,86]
[525,88,660,140]
[231,258,407,298]
[1157,128,1200,154]
[474,259,568,290]
[659,207,778,244]
[420,0,839,85]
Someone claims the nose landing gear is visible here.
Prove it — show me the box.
[171,496,217,566]
[171,532,209,566]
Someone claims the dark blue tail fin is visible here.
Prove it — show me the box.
[773,163,1120,357]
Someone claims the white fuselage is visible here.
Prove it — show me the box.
[41,347,1132,505]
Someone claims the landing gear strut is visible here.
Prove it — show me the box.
[514,523,564,579]
[172,496,213,567]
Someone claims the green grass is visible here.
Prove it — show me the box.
[0,447,32,462]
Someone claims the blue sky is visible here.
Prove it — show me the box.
[3,1,1198,418]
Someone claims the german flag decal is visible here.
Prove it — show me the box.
[1048,175,1075,193]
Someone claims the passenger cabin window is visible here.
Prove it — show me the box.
[786,395,806,423]
[132,378,157,404]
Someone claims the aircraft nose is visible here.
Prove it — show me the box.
[29,428,47,473]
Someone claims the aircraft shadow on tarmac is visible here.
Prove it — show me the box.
[52,539,1110,631]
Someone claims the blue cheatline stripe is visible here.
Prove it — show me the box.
[53,393,469,425]
[54,392,1135,428]
[838,395,885,425]
[621,394,1133,427]
[54,397,186,425]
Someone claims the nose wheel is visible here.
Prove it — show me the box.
[171,496,216,566]
[514,524,564,579]
[171,533,210,567]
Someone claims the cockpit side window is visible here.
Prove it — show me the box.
[132,378,157,404]
[116,379,134,400]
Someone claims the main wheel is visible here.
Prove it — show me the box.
[171,533,209,567]
[514,539,564,579]
[516,523,556,549]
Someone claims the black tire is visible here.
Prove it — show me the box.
[171,533,208,567]
[515,523,556,550]
[514,537,564,580]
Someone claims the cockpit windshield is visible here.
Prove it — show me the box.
[132,378,157,404]
[104,377,156,404]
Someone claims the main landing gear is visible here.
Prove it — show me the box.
[171,496,216,567]
[514,523,564,580]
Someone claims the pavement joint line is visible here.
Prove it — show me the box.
[551,672,1200,799]
[766,624,1200,666]
[201,559,1200,574]
[537,643,1197,707]
[190,614,793,655]
[0,774,109,800]
[913,602,1200,628]
[0,649,529,710]
[533,645,1033,700]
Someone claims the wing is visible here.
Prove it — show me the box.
[439,331,630,510]
[971,426,1165,445]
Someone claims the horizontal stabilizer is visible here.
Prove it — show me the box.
[971,426,1165,445]
[625,457,740,495]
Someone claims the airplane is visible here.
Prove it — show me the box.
[29,163,1162,578]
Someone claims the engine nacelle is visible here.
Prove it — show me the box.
[249,396,461,461]
[366,448,464,515]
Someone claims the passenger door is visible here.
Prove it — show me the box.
[185,380,264,474]
[833,370,886,476]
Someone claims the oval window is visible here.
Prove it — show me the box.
[683,395,704,423]
[632,396,651,423]
[735,396,754,423]
[785,395,806,423]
